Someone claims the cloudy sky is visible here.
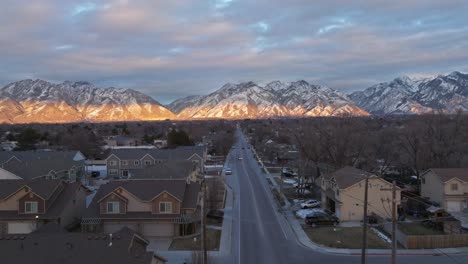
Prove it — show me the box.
[1,0,468,104]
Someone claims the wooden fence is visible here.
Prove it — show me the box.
[383,223,468,249]
[406,234,468,249]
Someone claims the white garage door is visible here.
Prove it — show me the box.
[104,223,138,234]
[8,222,36,234]
[447,201,461,212]
[142,223,175,237]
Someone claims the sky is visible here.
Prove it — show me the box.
[1,0,468,104]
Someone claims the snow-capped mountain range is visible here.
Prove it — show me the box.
[1,71,467,123]
[167,80,368,119]
[0,79,175,123]
[349,71,468,114]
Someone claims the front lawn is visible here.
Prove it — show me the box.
[303,225,391,249]
[169,228,221,251]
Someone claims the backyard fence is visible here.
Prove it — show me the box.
[383,223,468,249]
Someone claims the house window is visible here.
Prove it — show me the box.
[109,169,118,175]
[25,201,38,213]
[109,160,117,166]
[122,170,129,177]
[144,160,152,166]
[107,201,120,214]
[451,183,458,191]
[134,160,140,165]
[121,161,128,166]
[336,189,340,196]
[421,178,425,184]
[159,202,173,213]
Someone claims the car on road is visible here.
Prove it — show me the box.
[225,168,232,175]
[305,212,339,227]
[238,157,243,160]
[300,199,321,209]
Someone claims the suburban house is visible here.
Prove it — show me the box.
[82,179,201,238]
[130,160,201,182]
[103,146,206,178]
[0,224,167,264]
[421,168,468,213]
[0,150,86,181]
[0,179,87,234]
[104,135,139,147]
[320,166,402,222]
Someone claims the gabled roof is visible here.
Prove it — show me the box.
[86,180,201,218]
[323,166,373,190]
[0,225,164,264]
[0,150,84,164]
[427,168,468,183]
[0,179,62,200]
[94,180,188,202]
[107,146,205,161]
[130,160,196,180]
[0,180,84,220]
[2,159,84,180]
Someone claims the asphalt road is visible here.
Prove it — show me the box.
[221,128,468,264]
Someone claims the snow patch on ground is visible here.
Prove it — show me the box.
[371,227,392,243]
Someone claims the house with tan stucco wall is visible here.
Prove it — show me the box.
[320,166,401,222]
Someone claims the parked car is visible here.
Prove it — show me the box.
[305,212,339,227]
[293,182,312,189]
[238,157,243,160]
[282,168,297,177]
[300,199,321,209]
[225,168,232,175]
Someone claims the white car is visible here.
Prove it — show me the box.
[238,157,243,160]
[300,199,321,209]
[225,168,232,175]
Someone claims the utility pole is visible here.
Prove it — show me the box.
[381,180,398,264]
[392,180,397,264]
[361,177,369,264]
[201,183,207,264]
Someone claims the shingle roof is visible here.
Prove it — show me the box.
[2,159,84,180]
[130,160,196,180]
[108,146,205,160]
[0,150,84,164]
[429,168,468,182]
[323,166,373,189]
[85,180,200,218]
[0,179,62,200]
[0,180,83,220]
[0,225,163,264]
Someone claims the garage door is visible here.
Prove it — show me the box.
[103,223,138,234]
[447,201,461,212]
[8,222,36,234]
[142,223,175,237]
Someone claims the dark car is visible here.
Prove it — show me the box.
[305,212,339,227]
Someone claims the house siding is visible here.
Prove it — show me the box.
[421,171,446,206]
[99,194,127,214]
[18,193,45,214]
[152,193,181,214]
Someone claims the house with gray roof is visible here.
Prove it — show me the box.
[129,160,201,182]
[104,146,206,178]
[82,179,201,238]
[0,179,87,235]
[0,150,86,181]
[0,224,167,264]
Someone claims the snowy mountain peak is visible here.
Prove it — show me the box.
[0,79,175,123]
[350,71,468,114]
[170,80,368,119]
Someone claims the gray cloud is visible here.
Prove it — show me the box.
[0,0,467,104]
